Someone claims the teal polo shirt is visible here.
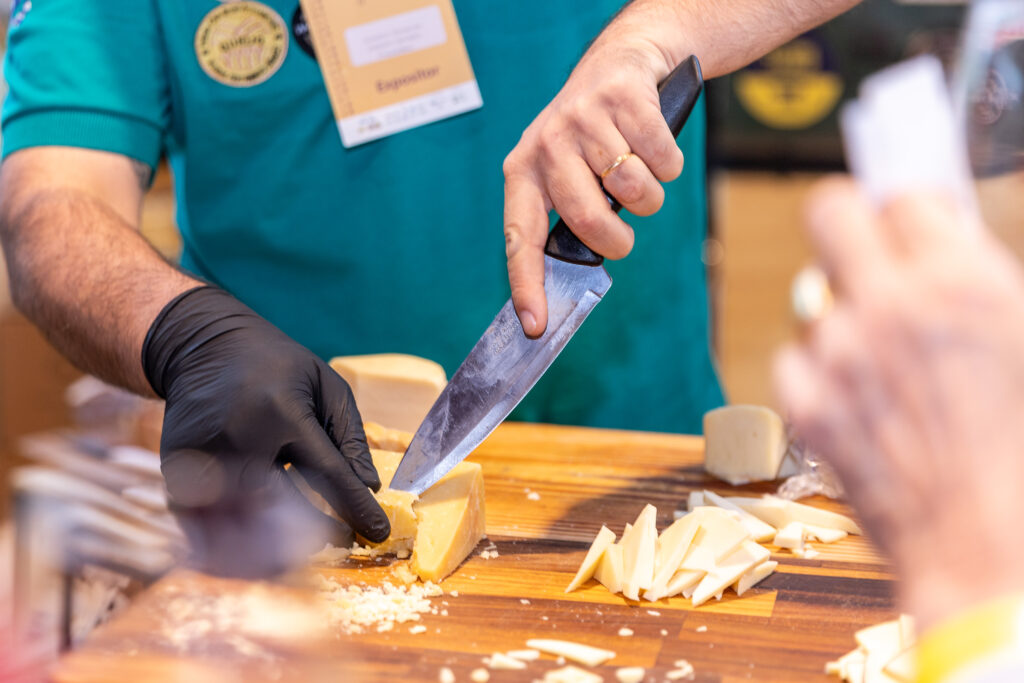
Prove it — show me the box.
[2,0,724,433]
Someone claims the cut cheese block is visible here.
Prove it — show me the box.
[595,543,625,594]
[566,526,616,593]
[730,495,862,535]
[733,560,777,596]
[773,521,806,552]
[363,420,413,452]
[703,405,788,485]
[691,540,770,607]
[329,353,446,433]
[366,449,485,582]
[700,490,776,542]
[620,505,658,600]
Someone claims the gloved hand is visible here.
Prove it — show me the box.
[142,285,390,577]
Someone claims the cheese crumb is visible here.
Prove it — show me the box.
[450,590,460,597]
[520,599,531,605]
[646,610,660,617]
[666,659,695,680]
[660,629,669,636]
[470,668,490,682]
[315,575,442,635]
[696,625,708,633]
[484,652,527,670]
[507,649,541,661]
[409,625,427,634]
[615,667,646,683]
[439,667,455,683]
[618,627,634,637]
[527,491,541,501]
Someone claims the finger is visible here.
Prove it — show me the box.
[615,97,685,182]
[544,155,634,260]
[286,422,390,543]
[503,168,550,337]
[601,154,665,217]
[881,191,966,259]
[804,177,893,297]
[318,363,381,491]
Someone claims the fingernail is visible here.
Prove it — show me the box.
[522,311,537,335]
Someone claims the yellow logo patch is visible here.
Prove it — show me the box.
[195,1,288,87]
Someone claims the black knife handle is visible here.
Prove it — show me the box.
[544,55,704,266]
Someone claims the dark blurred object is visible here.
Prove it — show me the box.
[707,0,967,170]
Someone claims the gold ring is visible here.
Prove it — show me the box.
[791,265,834,323]
[600,153,635,180]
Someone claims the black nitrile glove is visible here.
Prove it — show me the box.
[143,286,390,577]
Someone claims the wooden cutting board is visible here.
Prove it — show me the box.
[52,423,896,683]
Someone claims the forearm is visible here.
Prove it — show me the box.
[597,0,860,79]
[0,185,201,396]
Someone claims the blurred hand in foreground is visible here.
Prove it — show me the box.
[774,178,1024,631]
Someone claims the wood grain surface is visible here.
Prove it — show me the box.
[52,423,897,683]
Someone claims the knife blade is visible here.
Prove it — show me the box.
[390,56,705,495]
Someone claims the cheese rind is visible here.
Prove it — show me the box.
[329,353,446,432]
[367,450,486,582]
[703,405,788,485]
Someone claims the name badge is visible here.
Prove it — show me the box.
[299,0,483,147]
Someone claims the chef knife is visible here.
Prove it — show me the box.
[390,56,705,495]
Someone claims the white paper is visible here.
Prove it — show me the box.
[344,6,447,67]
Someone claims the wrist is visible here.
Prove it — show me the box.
[141,284,224,398]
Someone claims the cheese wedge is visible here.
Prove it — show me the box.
[691,540,770,607]
[329,353,446,432]
[620,505,657,600]
[703,405,788,485]
[692,507,751,562]
[733,560,777,596]
[730,495,862,535]
[367,450,485,582]
[700,490,776,542]
[595,543,625,594]
[566,526,616,593]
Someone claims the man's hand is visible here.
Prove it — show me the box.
[502,0,861,337]
[774,179,1024,630]
[144,286,390,577]
[502,25,680,337]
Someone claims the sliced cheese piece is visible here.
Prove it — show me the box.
[882,648,916,682]
[691,540,770,607]
[773,521,806,552]
[678,541,717,573]
[663,568,704,598]
[541,666,604,683]
[595,543,625,594]
[368,450,486,582]
[730,495,862,535]
[701,489,776,542]
[615,667,646,683]
[506,649,541,662]
[645,513,702,600]
[703,405,788,485]
[804,523,848,544]
[733,560,777,596]
[485,652,527,670]
[692,507,751,562]
[363,420,413,452]
[525,639,616,667]
[620,504,657,600]
[329,353,446,433]
[566,526,616,593]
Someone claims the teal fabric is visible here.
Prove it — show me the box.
[2,0,725,434]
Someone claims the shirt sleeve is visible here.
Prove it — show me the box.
[1,0,170,172]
